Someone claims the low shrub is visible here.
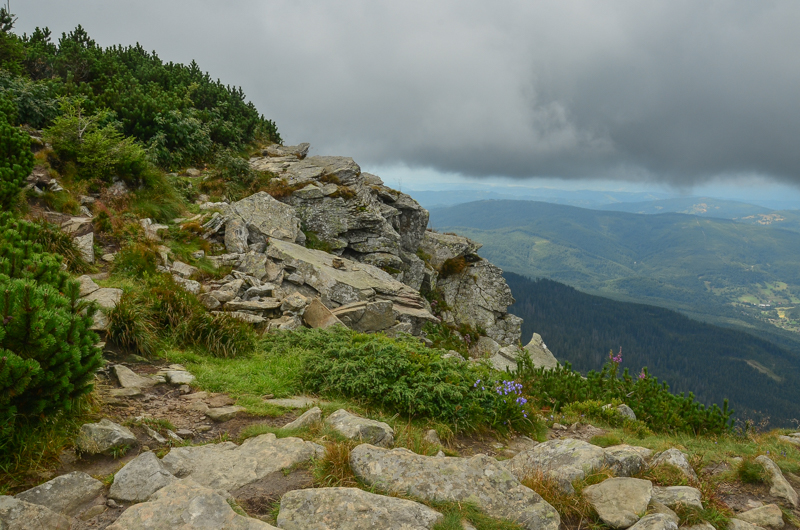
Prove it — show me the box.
[438,256,468,278]
[737,457,766,484]
[0,96,33,209]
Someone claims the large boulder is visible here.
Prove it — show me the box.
[107,479,275,530]
[161,433,323,492]
[277,487,443,530]
[324,409,394,447]
[506,438,606,494]
[225,191,305,244]
[350,444,560,530]
[583,477,653,529]
[264,142,310,159]
[76,419,137,455]
[15,471,104,516]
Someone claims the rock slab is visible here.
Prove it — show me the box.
[0,495,72,529]
[109,451,177,502]
[15,471,103,516]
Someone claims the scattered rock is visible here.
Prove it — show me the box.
[627,513,678,530]
[728,518,765,530]
[165,370,195,385]
[77,275,100,297]
[281,407,322,430]
[113,364,156,389]
[604,445,650,477]
[263,143,310,159]
[144,425,167,444]
[647,500,679,525]
[651,486,703,510]
[171,260,199,278]
[73,232,95,264]
[109,387,143,398]
[424,429,442,446]
[265,396,325,408]
[0,495,73,530]
[277,486,443,530]
[109,452,177,502]
[755,455,798,508]
[650,448,698,483]
[350,444,560,530]
[15,471,104,516]
[506,438,606,494]
[226,191,305,244]
[76,419,137,455]
[206,406,245,422]
[302,298,344,328]
[616,404,637,421]
[736,503,784,529]
[161,433,324,491]
[325,409,394,447]
[107,479,276,530]
[583,477,653,529]
[225,217,250,254]
[331,300,396,332]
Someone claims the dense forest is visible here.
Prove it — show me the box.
[505,272,800,428]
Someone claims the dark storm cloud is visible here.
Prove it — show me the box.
[13,1,800,185]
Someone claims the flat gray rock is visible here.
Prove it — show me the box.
[728,519,765,530]
[281,407,322,430]
[277,487,443,530]
[265,396,326,409]
[303,298,345,329]
[506,438,606,494]
[110,452,177,502]
[226,191,305,244]
[736,503,784,529]
[627,513,678,530]
[74,232,94,264]
[651,486,703,510]
[650,449,698,483]
[15,471,103,516]
[84,287,123,309]
[206,406,245,422]
[0,495,73,529]
[77,275,100,297]
[161,433,323,491]
[165,371,195,385]
[76,419,137,455]
[107,479,275,530]
[325,409,394,447]
[755,455,798,508]
[350,444,560,530]
[583,477,653,529]
[114,364,156,389]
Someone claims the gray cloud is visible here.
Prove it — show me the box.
[13,0,800,185]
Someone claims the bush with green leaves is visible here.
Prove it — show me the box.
[513,350,733,435]
[287,327,541,434]
[0,96,33,209]
[0,214,102,438]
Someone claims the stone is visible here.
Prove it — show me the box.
[109,387,143,398]
[506,438,606,494]
[166,371,195,385]
[198,293,221,309]
[616,404,637,421]
[650,449,698,483]
[114,364,156,388]
[350,444,560,530]
[265,396,325,408]
[736,504,784,529]
[303,298,345,328]
[651,486,703,510]
[161,433,323,492]
[626,513,678,530]
[15,471,104,516]
[281,292,309,313]
[220,311,266,324]
[264,142,310,159]
[109,452,177,502]
[84,287,123,309]
[647,500,679,525]
[140,218,169,241]
[206,406,245,422]
[471,336,500,357]
[604,445,651,477]
[0,496,73,529]
[145,426,167,444]
[418,231,482,269]
[171,260,199,278]
[226,191,305,244]
[277,487,443,530]
[225,217,250,254]
[237,252,269,280]
[281,407,322,430]
[77,275,100,297]
[583,477,653,529]
[332,300,396,332]
[325,409,394,447]
[424,429,442,446]
[101,253,116,262]
[186,167,201,176]
[62,216,93,235]
[76,419,137,454]
[728,519,765,530]
[107,479,276,530]
[522,333,559,369]
[80,504,106,520]
[778,435,800,448]
[756,455,797,508]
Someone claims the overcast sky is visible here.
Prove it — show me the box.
[13,1,800,193]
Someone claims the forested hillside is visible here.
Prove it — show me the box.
[429,199,800,349]
[506,273,800,427]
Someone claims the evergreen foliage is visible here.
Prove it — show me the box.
[0,214,102,438]
[0,94,33,209]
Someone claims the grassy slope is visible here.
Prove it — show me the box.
[429,200,800,349]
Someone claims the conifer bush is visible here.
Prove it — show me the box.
[0,214,102,437]
[0,96,33,209]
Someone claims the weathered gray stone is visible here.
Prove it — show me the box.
[0,495,73,529]
[627,513,678,530]
[206,406,245,422]
[277,487,443,530]
[281,407,322,430]
[583,477,653,529]
[728,519,765,530]
[173,275,201,294]
[418,231,482,269]
[84,287,123,309]
[226,191,305,244]
[681,523,716,530]
[109,452,177,502]
[265,396,326,409]
[141,218,168,241]
[424,429,442,446]
[171,260,199,278]
[225,299,281,313]
[225,217,249,254]
[736,504,784,529]
[616,404,637,421]
[650,449,698,483]
[647,500,679,525]
[522,333,559,369]
[350,444,560,530]
[15,471,103,516]
[264,143,310,159]
[281,292,309,313]
[114,364,156,389]
[166,371,195,385]
[109,387,143,398]
[161,433,323,492]
[198,293,221,309]
[471,336,500,357]
[325,409,394,447]
[107,479,276,530]
[77,275,100,297]
[507,438,606,494]
[604,445,651,477]
[755,455,798,508]
[651,486,703,510]
[74,232,95,264]
[332,300,396,332]
[61,216,93,235]
[237,252,269,280]
[778,435,800,448]
[76,419,137,454]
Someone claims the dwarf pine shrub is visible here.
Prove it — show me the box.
[0,96,33,209]
[0,214,102,437]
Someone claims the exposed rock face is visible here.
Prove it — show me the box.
[350,444,560,530]
[226,191,306,244]
[110,452,177,502]
[506,438,606,494]
[325,409,395,447]
[15,471,104,516]
[277,487,443,530]
[107,479,276,530]
[583,477,653,529]
[76,419,137,455]
[161,433,323,492]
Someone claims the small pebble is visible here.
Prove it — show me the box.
[106,499,120,508]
